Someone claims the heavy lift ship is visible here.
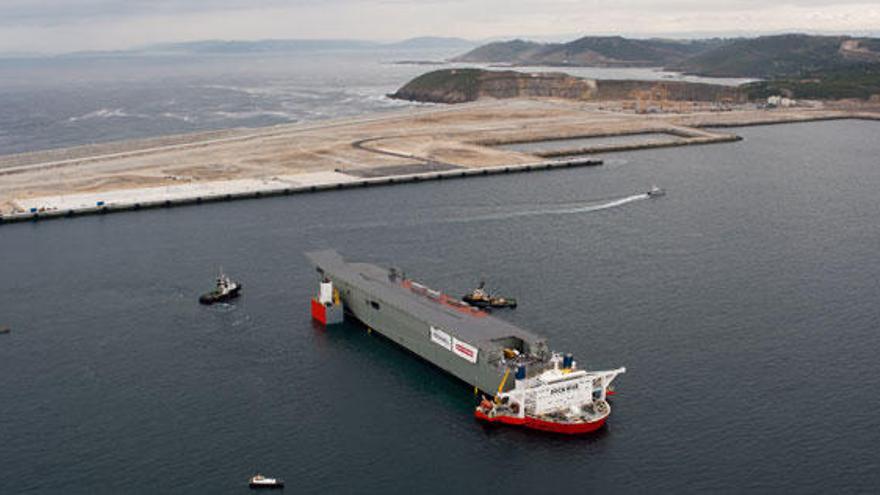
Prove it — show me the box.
[307,250,625,434]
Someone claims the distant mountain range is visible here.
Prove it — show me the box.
[452,34,880,78]
[147,36,477,54]
[46,37,479,58]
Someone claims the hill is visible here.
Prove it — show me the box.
[388,68,743,104]
[744,65,880,100]
[452,34,880,79]
[388,68,596,103]
[451,39,547,64]
[672,34,880,78]
[452,36,720,66]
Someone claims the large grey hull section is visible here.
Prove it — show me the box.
[334,278,505,394]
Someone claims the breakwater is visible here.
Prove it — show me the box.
[0,158,602,225]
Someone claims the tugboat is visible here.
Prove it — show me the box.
[249,474,284,489]
[198,269,241,305]
[462,282,517,309]
[647,185,665,198]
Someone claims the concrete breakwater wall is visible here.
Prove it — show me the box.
[533,134,741,157]
[0,158,602,225]
[696,114,880,128]
[478,127,741,157]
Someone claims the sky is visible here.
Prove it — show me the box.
[1,0,879,53]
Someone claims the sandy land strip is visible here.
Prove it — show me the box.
[1,98,878,218]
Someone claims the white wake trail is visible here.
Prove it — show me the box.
[324,193,650,232]
[441,193,650,224]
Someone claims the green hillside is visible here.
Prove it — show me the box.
[744,65,880,100]
[451,39,546,63]
[453,36,717,66]
[673,34,852,77]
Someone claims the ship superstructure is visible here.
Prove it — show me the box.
[306,250,625,434]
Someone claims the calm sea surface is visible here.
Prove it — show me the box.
[1,119,879,493]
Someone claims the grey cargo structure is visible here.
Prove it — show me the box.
[306,250,551,393]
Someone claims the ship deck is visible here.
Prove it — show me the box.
[306,250,547,353]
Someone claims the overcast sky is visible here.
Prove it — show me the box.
[1,0,880,53]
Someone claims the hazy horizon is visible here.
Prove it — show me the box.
[4,29,880,58]
[1,0,880,54]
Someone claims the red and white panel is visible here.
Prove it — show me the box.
[452,337,479,364]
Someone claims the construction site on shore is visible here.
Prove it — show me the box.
[1,97,878,223]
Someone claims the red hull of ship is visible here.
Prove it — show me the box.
[475,410,606,434]
[311,298,327,325]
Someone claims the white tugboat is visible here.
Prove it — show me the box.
[199,269,242,305]
[249,474,284,489]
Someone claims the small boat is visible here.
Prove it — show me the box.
[249,474,284,489]
[199,269,242,305]
[647,185,665,198]
[0,326,10,335]
[462,282,517,309]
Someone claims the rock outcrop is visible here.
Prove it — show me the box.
[389,68,744,104]
[389,69,597,104]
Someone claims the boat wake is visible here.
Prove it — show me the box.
[441,193,649,224]
[325,193,649,232]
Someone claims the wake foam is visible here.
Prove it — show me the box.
[442,193,649,224]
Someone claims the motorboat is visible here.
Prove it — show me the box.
[647,185,665,197]
[249,474,284,489]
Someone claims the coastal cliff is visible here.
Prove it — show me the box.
[388,69,597,104]
[389,68,744,104]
